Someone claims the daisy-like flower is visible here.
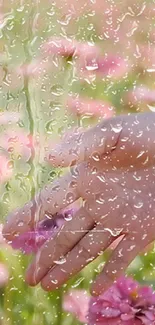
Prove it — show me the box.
[63,277,155,325]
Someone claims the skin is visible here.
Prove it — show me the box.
[3,112,155,296]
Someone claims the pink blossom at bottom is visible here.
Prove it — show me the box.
[63,289,90,323]
[88,277,155,325]
[67,96,114,118]
[63,277,155,325]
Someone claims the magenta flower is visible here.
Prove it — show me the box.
[88,277,155,325]
[63,277,155,325]
[67,96,114,118]
[10,210,74,254]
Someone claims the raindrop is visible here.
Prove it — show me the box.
[146,69,155,73]
[51,84,63,96]
[54,256,66,265]
[128,245,136,251]
[133,174,141,181]
[104,227,123,237]
[66,192,75,204]
[97,175,106,182]
[134,202,143,209]
[71,277,84,288]
[45,120,56,134]
[147,104,155,112]
[91,152,100,161]
[64,211,73,221]
[111,124,123,133]
[96,194,105,205]
[51,279,58,284]
[86,61,98,71]
[136,151,145,159]
[17,221,24,227]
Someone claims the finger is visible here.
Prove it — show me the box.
[91,235,144,296]
[3,172,80,241]
[48,115,123,167]
[40,224,121,291]
[25,207,94,286]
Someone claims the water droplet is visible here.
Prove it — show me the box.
[51,279,58,284]
[104,227,123,237]
[92,152,100,161]
[66,192,74,204]
[51,84,63,96]
[136,151,145,159]
[96,193,105,204]
[146,69,155,73]
[97,175,106,182]
[71,277,84,288]
[64,211,73,221]
[17,221,24,227]
[134,202,143,209]
[111,124,123,133]
[54,256,66,265]
[147,105,155,112]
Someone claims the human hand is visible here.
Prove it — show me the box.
[3,112,155,295]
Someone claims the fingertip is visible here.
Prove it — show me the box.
[25,265,38,287]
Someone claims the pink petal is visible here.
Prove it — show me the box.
[63,289,90,323]
[0,263,9,287]
[0,112,20,125]
[0,155,13,182]
[42,37,100,59]
[67,96,114,118]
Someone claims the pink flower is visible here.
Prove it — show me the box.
[63,289,90,323]
[79,54,129,79]
[0,263,9,287]
[41,37,100,59]
[88,277,155,325]
[0,112,20,125]
[10,210,73,254]
[0,155,12,182]
[0,130,38,162]
[125,86,155,107]
[67,96,114,118]
[63,277,155,325]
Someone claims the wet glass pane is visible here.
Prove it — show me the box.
[0,0,155,324]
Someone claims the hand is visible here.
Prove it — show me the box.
[3,112,155,295]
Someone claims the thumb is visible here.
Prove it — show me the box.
[47,116,123,167]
